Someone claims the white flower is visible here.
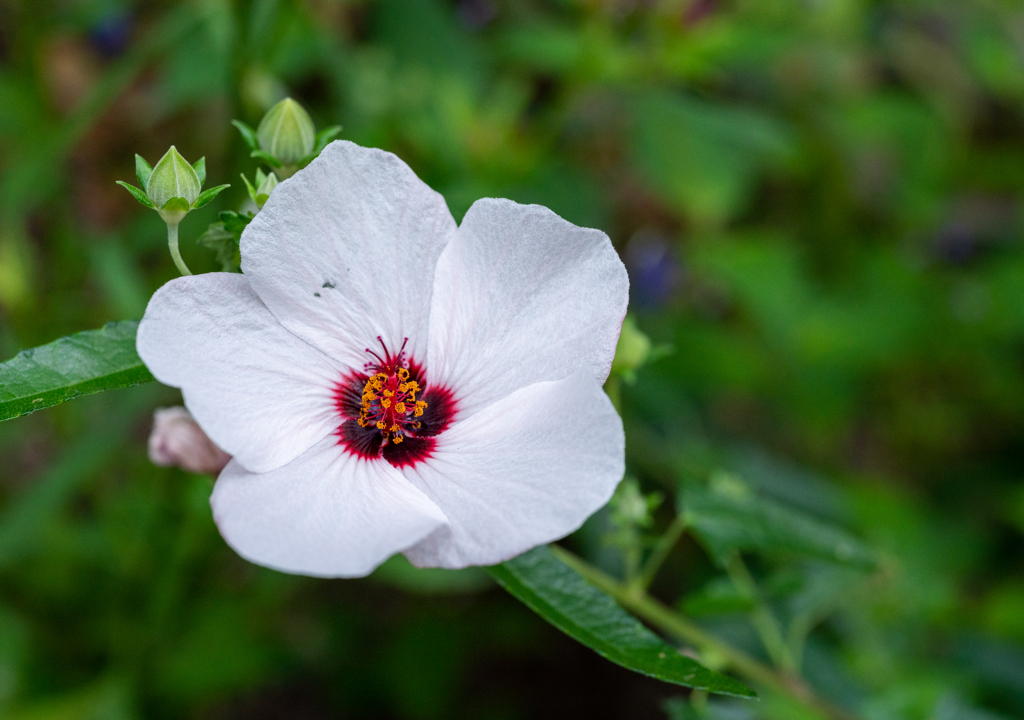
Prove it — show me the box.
[136,141,628,577]
[148,406,231,475]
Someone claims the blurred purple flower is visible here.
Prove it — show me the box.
[624,228,682,308]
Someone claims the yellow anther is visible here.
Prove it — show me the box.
[390,423,399,432]
[381,398,391,409]
[398,368,409,380]
[394,402,406,414]
[383,390,394,398]
[376,420,386,430]
[393,434,404,444]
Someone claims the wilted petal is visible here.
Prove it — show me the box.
[427,198,629,417]
[212,436,449,577]
[402,371,624,568]
[137,273,342,474]
[242,141,456,370]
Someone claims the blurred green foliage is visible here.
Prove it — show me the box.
[2,0,1024,718]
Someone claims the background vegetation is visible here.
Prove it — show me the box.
[1,0,1023,718]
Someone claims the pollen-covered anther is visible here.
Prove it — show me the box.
[354,337,429,452]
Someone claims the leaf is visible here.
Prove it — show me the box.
[134,153,152,190]
[487,546,756,697]
[192,184,230,209]
[681,477,877,570]
[115,181,155,209]
[192,156,206,186]
[0,321,154,422]
[249,149,282,168]
[231,119,258,150]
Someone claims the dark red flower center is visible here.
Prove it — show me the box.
[335,338,455,468]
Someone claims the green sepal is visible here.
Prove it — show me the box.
[197,210,253,272]
[312,125,342,155]
[134,155,152,191]
[231,119,259,150]
[250,149,282,168]
[192,184,231,210]
[116,181,156,209]
[161,196,190,212]
[240,173,258,205]
[192,156,206,186]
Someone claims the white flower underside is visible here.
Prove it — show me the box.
[137,140,629,577]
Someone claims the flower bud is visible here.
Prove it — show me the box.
[147,146,202,213]
[148,406,231,475]
[256,98,315,167]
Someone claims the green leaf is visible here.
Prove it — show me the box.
[487,546,756,697]
[249,149,282,168]
[192,156,206,186]
[115,181,156,209]
[192,183,230,209]
[161,196,190,212]
[134,154,152,190]
[681,476,877,570]
[312,125,343,155]
[0,321,154,422]
[231,119,259,150]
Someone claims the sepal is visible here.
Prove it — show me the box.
[231,119,259,151]
[192,156,206,186]
[193,184,231,209]
[134,154,152,191]
[250,149,282,168]
[312,125,343,156]
[116,181,156,209]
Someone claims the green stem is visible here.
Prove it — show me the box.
[726,552,796,673]
[166,222,192,276]
[634,512,688,593]
[549,545,861,720]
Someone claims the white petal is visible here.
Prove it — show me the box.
[211,436,449,577]
[427,198,629,417]
[137,273,342,474]
[242,141,457,369]
[401,371,624,569]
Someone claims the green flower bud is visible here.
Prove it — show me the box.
[611,315,653,383]
[256,98,315,167]
[147,146,203,211]
[255,171,279,206]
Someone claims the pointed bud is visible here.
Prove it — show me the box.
[148,407,231,475]
[147,146,202,212]
[255,171,279,207]
[256,98,315,167]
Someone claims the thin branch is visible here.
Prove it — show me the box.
[550,545,862,720]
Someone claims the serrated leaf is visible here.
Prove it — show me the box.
[0,321,154,422]
[681,482,877,570]
[116,181,156,209]
[249,149,282,168]
[134,154,152,191]
[193,184,230,209]
[231,119,259,150]
[192,156,206,186]
[487,546,755,697]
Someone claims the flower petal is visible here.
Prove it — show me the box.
[427,198,629,417]
[211,436,449,577]
[401,371,624,569]
[242,141,457,370]
[137,273,341,474]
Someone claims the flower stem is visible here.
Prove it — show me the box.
[549,545,862,720]
[166,222,192,276]
[634,512,688,593]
